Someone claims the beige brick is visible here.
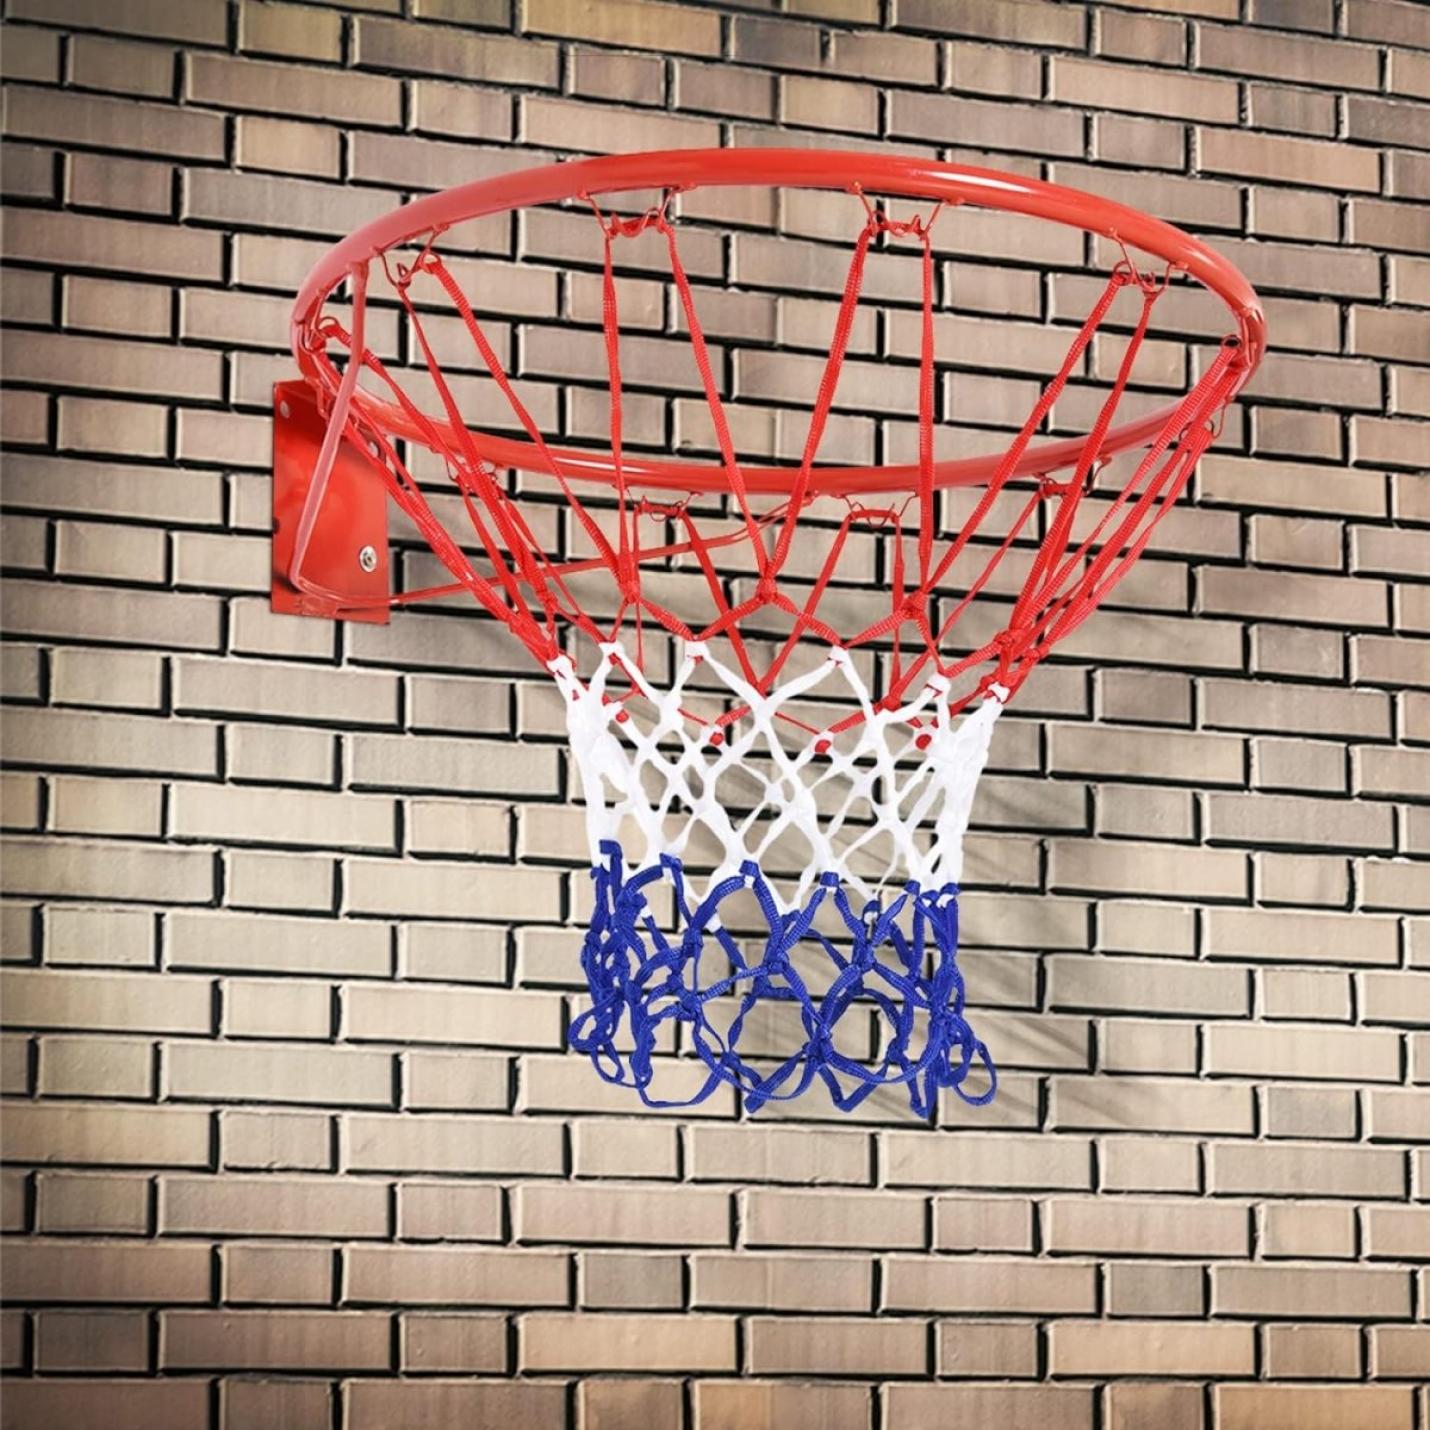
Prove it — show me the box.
[1053,1077,1253,1135]
[400,923,506,986]
[782,74,879,133]
[744,1188,924,1249]
[55,520,167,587]
[1211,1140,1406,1197]
[397,1181,502,1242]
[517,1051,731,1118]
[340,852,557,920]
[344,1113,561,1176]
[175,657,399,727]
[1051,840,1246,900]
[687,1124,869,1184]
[3,968,211,1035]
[1049,955,1249,1016]
[168,911,390,978]
[1217,1385,1413,1430]
[883,1189,1021,1265]
[579,1251,682,1310]
[890,90,1082,157]
[1053,55,1236,120]
[886,1384,1093,1430]
[404,1050,509,1114]
[675,58,775,120]
[1264,1087,1358,1141]
[6,1238,209,1303]
[5,706,216,778]
[522,1310,735,1372]
[1202,455,1387,519]
[35,1308,148,1372]
[693,1380,870,1430]
[1206,1021,1401,1082]
[38,1035,152,1098]
[187,51,400,126]
[747,1315,924,1375]
[525,0,719,54]
[7,84,221,164]
[0,1380,210,1430]
[1105,1384,1204,1430]
[5,577,221,650]
[239,0,341,60]
[1098,900,1197,957]
[885,1131,1092,1191]
[897,0,1086,45]
[223,1242,333,1306]
[6,209,218,287]
[931,1319,1036,1377]
[401,1312,506,1373]
[0,24,61,80]
[167,1041,393,1108]
[1206,907,1400,966]
[348,733,558,796]
[1199,126,1380,192]
[50,777,163,840]
[1051,1318,1252,1375]
[1368,1087,1430,1141]
[1047,1197,1249,1257]
[1106,1261,1205,1317]
[162,1173,386,1238]
[222,977,331,1041]
[163,1309,389,1371]
[1050,722,1244,784]
[1264,966,1349,1023]
[5,326,224,406]
[1364,1206,1430,1259]
[1264,1321,1362,1378]
[35,1172,149,1235]
[63,274,171,341]
[184,168,395,241]
[227,725,336,790]
[1199,22,1380,87]
[3,1101,210,1169]
[1214,1263,1411,1319]
[885,1256,1096,1315]
[1203,567,1388,628]
[346,1381,565,1430]
[517,1183,729,1247]
[344,982,559,1049]
[1373,1325,1430,1378]
[411,79,512,140]
[1,1035,32,1095]
[356,18,559,86]
[223,1379,334,1430]
[1253,738,1347,793]
[344,1245,569,1307]
[1349,197,1428,253]
[692,1252,871,1313]
[570,1121,677,1182]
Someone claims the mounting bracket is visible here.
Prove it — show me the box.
[270,380,390,625]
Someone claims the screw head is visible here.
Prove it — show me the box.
[358,545,378,573]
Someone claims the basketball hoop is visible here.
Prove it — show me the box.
[273,149,1263,1115]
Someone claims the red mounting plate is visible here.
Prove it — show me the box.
[271,380,390,625]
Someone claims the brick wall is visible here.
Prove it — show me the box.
[2,0,1428,1427]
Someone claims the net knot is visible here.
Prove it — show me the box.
[897,591,927,624]
[754,576,780,604]
[616,554,641,601]
[587,192,674,242]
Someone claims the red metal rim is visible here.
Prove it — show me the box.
[291,148,1265,495]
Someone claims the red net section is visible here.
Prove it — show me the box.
[295,186,1247,741]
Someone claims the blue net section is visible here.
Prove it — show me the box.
[569,841,997,1117]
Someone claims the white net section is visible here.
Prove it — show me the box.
[548,641,1006,908]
